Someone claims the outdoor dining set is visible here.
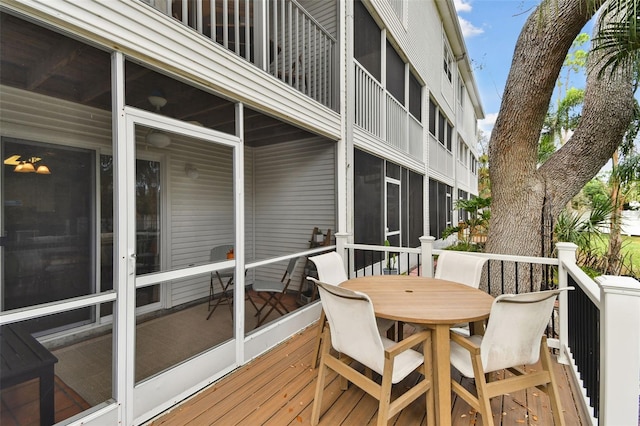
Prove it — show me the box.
[306,251,569,426]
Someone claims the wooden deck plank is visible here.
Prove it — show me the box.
[149,323,587,426]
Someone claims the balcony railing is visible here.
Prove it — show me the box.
[354,61,423,160]
[142,0,337,110]
[322,235,640,426]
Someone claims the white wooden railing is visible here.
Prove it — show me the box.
[386,94,408,152]
[141,0,337,110]
[354,62,383,138]
[408,114,423,159]
[354,61,423,161]
[327,234,640,426]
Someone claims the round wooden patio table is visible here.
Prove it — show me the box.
[341,275,494,426]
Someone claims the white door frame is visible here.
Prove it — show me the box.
[119,106,243,424]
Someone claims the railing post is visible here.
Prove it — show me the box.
[556,242,577,365]
[420,236,435,277]
[254,0,267,71]
[594,275,640,426]
[335,232,349,275]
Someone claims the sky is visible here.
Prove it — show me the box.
[454,0,593,138]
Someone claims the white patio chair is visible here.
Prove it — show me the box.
[308,252,395,368]
[449,288,572,426]
[435,250,487,288]
[251,257,299,328]
[311,280,434,426]
[434,251,488,334]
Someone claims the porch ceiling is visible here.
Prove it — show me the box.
[0,12,317,147]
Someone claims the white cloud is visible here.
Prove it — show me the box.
[454,0,473,13]
[479,112,498,137]
[458,17,484,38]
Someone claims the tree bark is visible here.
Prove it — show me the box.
[486,0,635,293]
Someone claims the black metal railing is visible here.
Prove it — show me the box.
[348,249,422,278]
[567,273,600,419]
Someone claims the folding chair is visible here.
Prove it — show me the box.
[252,257,299,327]
[207,244,234,320]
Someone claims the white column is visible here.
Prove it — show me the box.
[556,242,578,365]
[595,275,640,426]
[420,236,435,277]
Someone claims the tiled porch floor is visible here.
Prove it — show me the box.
[148,323,588,425]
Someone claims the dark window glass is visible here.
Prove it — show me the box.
[438,112,446,145]
[354,150,383,245]
[386,161,401,180]
[429,179,452,239]
[354,0,381,81]
[401,169,408,247]
[458,189,468,222]
[429,179,438,238]
[446,121,453,151]
[408,171,423,247]
[2,138,94,331]
[385,41,405,104]
[429,99,436,135]
[386,181,400,232]
[409,72,421,120]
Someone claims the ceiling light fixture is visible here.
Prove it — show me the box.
[5,155,52,174]
[146,90,171,148]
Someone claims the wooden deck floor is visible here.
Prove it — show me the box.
[149,322,586,426]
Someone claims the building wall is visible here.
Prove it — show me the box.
[253,138,337,291]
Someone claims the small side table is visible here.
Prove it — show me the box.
[1,324,59,426]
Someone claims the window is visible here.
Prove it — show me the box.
[429,178,453,239]
[429,98,437,136]
[458,77,465,109]
[471,155,478,174]
[458,189,469,222]
[409,72,421,120]
[438,112,446,145]
[355,149,424,248]
[386,40,405,104]
[458,139,469,166]
[430,99,452,150]
[443,44,452,83]
[355,0,381,82]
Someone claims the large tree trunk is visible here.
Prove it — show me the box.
[486,0,635,293]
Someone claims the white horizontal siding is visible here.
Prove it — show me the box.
[298,0,337,38]
[253,138,336,291]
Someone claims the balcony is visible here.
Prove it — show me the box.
[143,0,338,111]
[354,60,424,161]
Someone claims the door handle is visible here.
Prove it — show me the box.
[129,253,136,275]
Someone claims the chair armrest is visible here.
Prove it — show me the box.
[450,330,481,354]
[385,330,431,359]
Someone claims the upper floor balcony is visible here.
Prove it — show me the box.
[143,0,338,111]
[354,60,424,161]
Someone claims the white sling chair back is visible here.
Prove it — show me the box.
[435,251,487,289]
[308,251,348,285]
[311,280,434,426]
[308,252,395,367]
[449,288,572,426]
